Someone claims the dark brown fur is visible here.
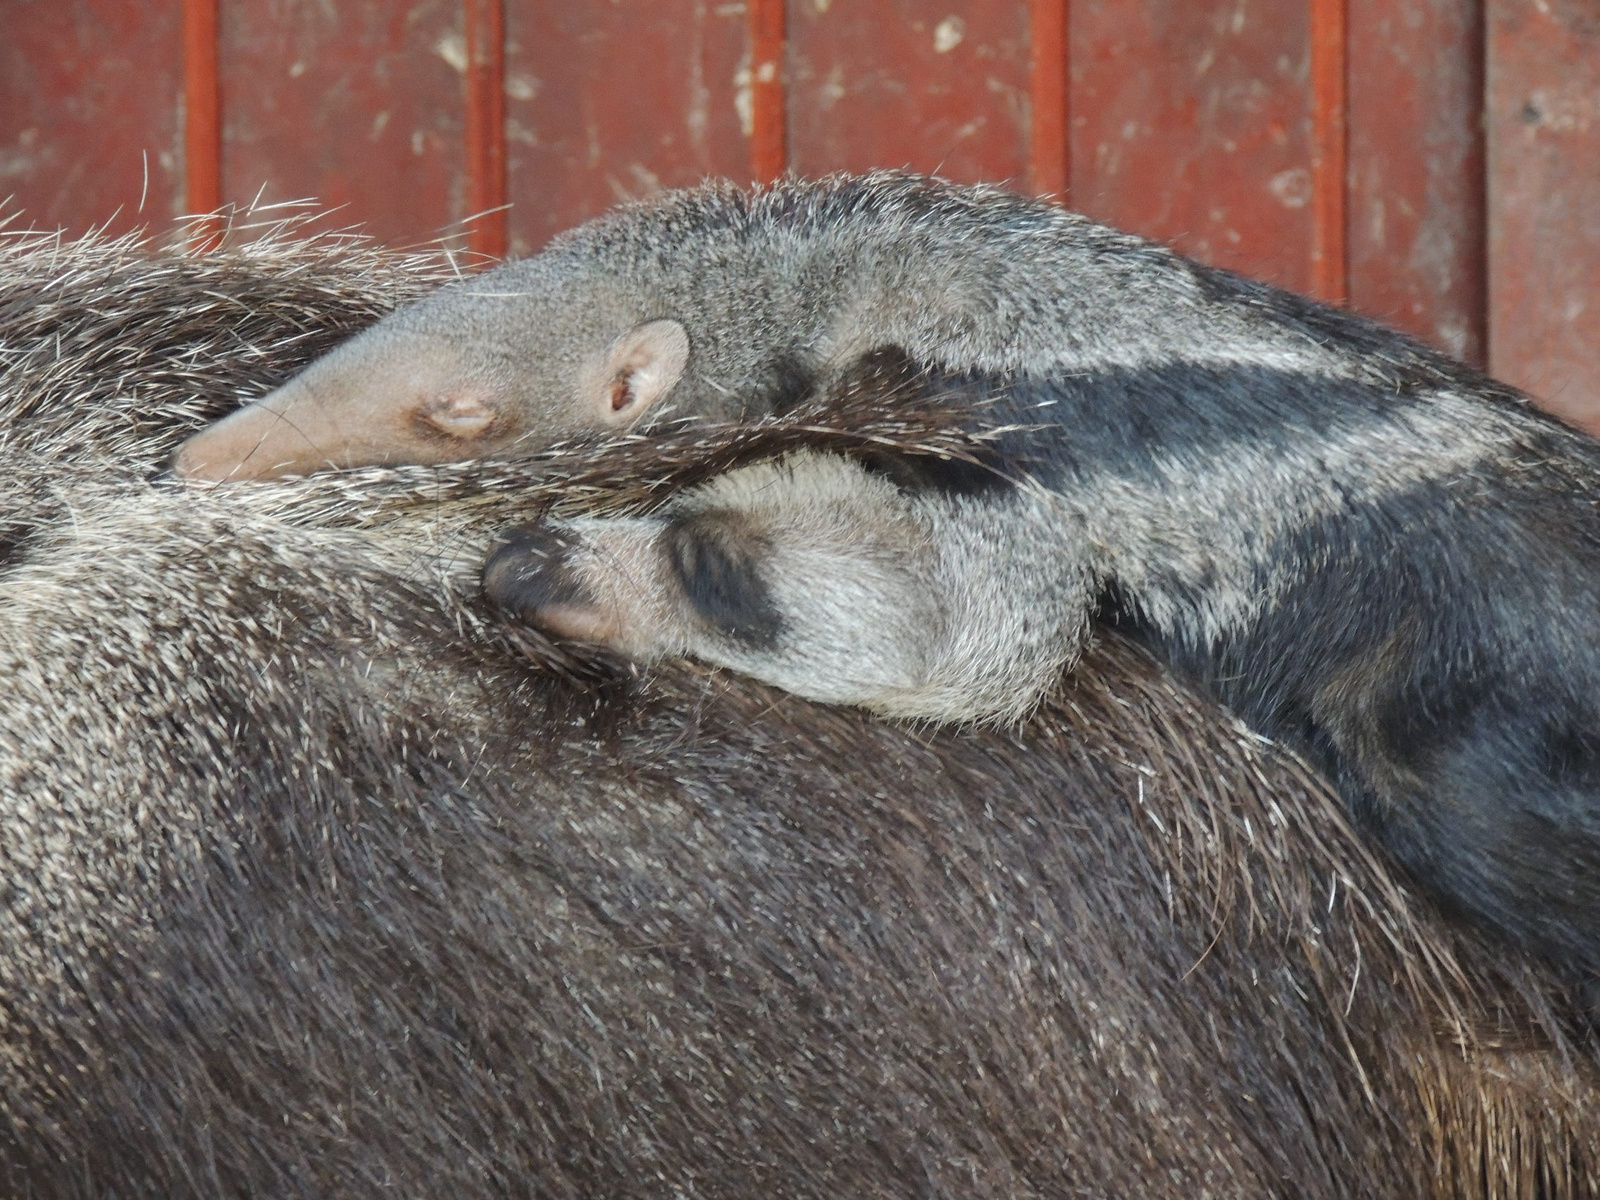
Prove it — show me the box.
[0,218,1595,1198]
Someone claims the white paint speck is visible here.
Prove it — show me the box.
[629,163,663,194]
[1268,167,1312,209]
[1437,318,1468,358]
[435,33,468,74]
[0,148,36,181]
[505,73,540,101]
[733,62,754,137]
[933,16,966,53]
[819,64,847,108]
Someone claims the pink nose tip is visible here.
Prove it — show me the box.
[171,403,309,482]
[171,440,245,481]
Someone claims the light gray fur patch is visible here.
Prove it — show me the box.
[1063,391,1513,650]
[530,453,1096,724]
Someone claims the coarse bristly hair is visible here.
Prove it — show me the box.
[0,213,1597,1198]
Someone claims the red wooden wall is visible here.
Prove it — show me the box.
[2,1,1596,425]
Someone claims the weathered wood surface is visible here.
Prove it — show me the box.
[218,0,466,248]
[502,1,750,258]
[1348,0,1486,364]
[1487,0,1600,425]
[1,0,185,238]
[786,0,1032,184]
[1067,0,1317,294]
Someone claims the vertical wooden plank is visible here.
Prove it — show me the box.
[1308,0,1348,303]
[1346,0,1485,363]
[219,0,466,248]
[787,1,1033,184]
[0,0,184,239]
[1070,0,1317,292]
[503,1,750,257]
[184,0,223,248]
[464,0,508,258]
[1029,0,1071,198]
[1488,0,1600,425]
[749,0,789,182]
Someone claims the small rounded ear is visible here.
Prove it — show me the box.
[594,319,690,426]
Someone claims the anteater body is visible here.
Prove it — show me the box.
[0,220,1594,1195]
[177,174,1600,982]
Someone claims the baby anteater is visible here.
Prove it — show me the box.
[177,172,1600,987]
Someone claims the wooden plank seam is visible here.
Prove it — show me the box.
[748,0,788,183]
[1309,0,1349,303]
[183,0,222,250]
[1029,0,1070,200]
[464,0,508,259]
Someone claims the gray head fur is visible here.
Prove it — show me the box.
[173,172,1376,481]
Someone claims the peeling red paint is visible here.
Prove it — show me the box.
[1488,0,1600,426]
[503,1,749,257]
[0,0,184,239]
[219,0,466,248]
[787,1,1032,184]
[1347,0,1487,363]
[1070,0,1318,292]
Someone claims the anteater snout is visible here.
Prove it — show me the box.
[484,524,589,616]
[482,522,615,647]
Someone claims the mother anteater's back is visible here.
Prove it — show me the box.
[0,220,1593,1198]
